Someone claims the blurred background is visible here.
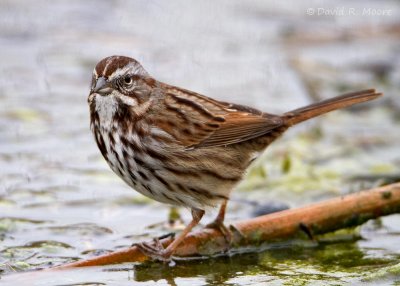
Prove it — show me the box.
[0,1,399,285]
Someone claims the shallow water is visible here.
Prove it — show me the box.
[1,1,400,285]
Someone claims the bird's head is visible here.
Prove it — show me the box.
[88,56,157,122]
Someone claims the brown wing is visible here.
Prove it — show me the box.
[194,112,283,148]
[152,84,283,149]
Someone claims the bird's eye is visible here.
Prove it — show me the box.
[124,76,132,85]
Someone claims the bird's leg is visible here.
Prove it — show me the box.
[208,200,228,226]
[135,208,205,262]
[206,200,245,247]
[205,200,232,245]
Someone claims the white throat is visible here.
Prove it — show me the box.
[94,92,140,130]
[95,94,118,130]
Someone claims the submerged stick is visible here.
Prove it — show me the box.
[56,182,400,268]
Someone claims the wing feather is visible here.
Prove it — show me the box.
[151,84,283,149]
[190,113,283,148]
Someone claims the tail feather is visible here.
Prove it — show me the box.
[283,89,382,126]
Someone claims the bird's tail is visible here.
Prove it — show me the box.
[283,89,382,126]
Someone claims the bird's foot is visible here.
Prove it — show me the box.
[133,233,176,262]
[205,220,233,249]
[229,224,246,243]
[206,220,246,248]
[134,238,172,262]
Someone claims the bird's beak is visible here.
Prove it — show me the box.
[92,77,113,95]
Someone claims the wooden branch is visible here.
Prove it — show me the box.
[56,182,400,268]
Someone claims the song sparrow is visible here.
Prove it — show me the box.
[88,55,382,261]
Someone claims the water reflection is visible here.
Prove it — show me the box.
[131,238,391,285]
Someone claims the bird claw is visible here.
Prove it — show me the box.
[205,220,246,248]
[134,239,170,262]
[229,224,246,242]
[205,220,234,250]
[133,237,173,262]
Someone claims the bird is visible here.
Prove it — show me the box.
[88,55,382,261]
